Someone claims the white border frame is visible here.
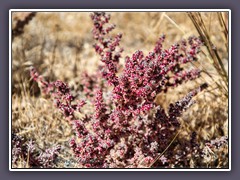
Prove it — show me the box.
[9,9,231,171]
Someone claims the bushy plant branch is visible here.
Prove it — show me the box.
[30,12,213,168]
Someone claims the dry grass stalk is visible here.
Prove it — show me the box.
[187,12,228,97]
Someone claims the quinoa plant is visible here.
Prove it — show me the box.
[30,12,211,168]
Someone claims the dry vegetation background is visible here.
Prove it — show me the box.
[11,11,229,168]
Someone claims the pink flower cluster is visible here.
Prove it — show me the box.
[31,68,86,120]
[91,12,202,117]
[31,12,208,168]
